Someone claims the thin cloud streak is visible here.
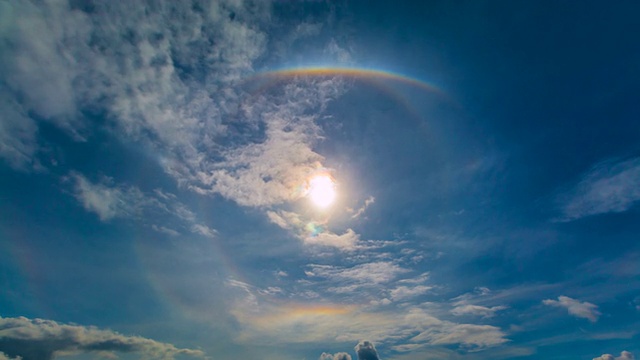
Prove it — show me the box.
[559,157,640,221]
[543,296,601,322]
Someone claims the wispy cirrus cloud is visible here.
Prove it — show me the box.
[69,172,216,238]
[306,261,408,285]
[543,295,601,322]
[450,304,507,318]
[559,157,640,221]
[449,287,508,318]
[348,196,375,219]
[0,316,204,360]
[0,91,39,170]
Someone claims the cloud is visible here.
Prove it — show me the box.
[543,295,601,322]
[355,340,380,360]
[0,91,39,170]
[0,316,203,360]
[71,172,146,221]
[2,0,343,211]
[412,323,508,349]
[320,352,352,360]
[306,262,408,285]
[305,229,360,249]
[593,351,635,360]
[70,173,216,238]
[559,157,640,220]
[390,285,433,301]
[228,289,508,352]
[348,196,375,219]
[267,210,360,250]
[451,305,507,318]
[0,352,20,360]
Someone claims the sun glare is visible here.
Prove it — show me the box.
[308,175,336,208]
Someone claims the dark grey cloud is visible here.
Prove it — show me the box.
[0,316,204,360]
[355,340,380,360]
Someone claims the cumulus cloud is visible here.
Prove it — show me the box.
[593,351,635,360]
[355,340,380,360]
[0,316,203,360]
[320,352,352,360]
[543,296,601,322]
[0,352,20,360]
[559,157,640,220]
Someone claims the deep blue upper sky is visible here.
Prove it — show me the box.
[1,1,639,360]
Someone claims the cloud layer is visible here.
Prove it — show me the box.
[0,316,203,360]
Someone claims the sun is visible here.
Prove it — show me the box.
[307,174,336,208]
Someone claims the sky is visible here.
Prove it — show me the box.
[1,1,639,359]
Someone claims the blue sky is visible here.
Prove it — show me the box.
[1,1,639,359]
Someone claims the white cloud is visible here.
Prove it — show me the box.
[543,295,601,322]
[449,287,508,318]
[390,285,433,301]
[267,210,361,250]
[151,225,181,237]
[229,299,508,351]
[0,316,203,360]
[451,305,507,318]
[2,0,336,206]
[348,196,375,219]
[191,224,218,239]
[305,229,360,250]
[593,351,635,360]
[70,172,216,238]
[560,157,640,220]
[307,262,408,285]
[71,172,145,221]
[0,352,20,360]
[412,323,509,349]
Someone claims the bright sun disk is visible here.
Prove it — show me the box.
[308,175,336,208]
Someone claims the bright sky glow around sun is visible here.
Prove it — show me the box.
[1,2,640,360]
[308,175,336,208]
